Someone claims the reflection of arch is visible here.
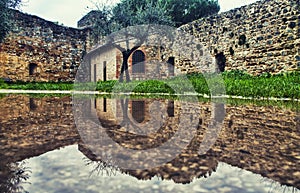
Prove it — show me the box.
[131,100,145,123]
[29,63,38,76]
[132,50,145,73]
[29,98,37,111]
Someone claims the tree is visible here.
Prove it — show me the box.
[111,0,173,28]
[0,0,22,42]
[89,0,219,82]
[165,0,220,27]
[90,0,173,82]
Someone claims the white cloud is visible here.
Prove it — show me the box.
[219,0,259,12]
[22,0,100,27]
[21,0,260,28]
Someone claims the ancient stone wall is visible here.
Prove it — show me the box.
[1,0,298,82]
[0,10,89,82]
[180,0,300,75]
[0,95,79,163]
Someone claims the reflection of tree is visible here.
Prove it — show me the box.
[83,156,120,177]
[0,161,31,193]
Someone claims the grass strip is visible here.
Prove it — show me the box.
[0,70,299,99]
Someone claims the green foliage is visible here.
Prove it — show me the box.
[94,71,300,99]
[0,0,22,42]
[0,79,8,89]
[112,0,174,27]
[1,82,74,90]
[96,80,117,92]
[133,80,175,93]
[165,0,220,27]
[88,10,116,40]
[90,0,219,39]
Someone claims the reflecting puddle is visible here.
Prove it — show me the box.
[0,95,299,193]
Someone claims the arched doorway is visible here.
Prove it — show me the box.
[132,50,145,74]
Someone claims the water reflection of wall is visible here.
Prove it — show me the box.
[0,95,80,164]
[82,98,300,188]
[0,96,299,188]
[220,105,300,188]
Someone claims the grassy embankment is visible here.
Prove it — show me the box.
[0,71,299,99]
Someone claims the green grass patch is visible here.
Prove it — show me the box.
[0,70,299,99]
[222,71,300,99]
[1,81,74,90]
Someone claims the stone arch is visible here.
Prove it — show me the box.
[132,50,145,74]
[29,63,38,76]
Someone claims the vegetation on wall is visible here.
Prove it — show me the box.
[0,0,22,42]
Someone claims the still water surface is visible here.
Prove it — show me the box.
[0,95,299,193]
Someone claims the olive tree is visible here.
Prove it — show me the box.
[90,0,173,82]
[89,0,219,82]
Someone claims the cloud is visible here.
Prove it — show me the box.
[21,0,260,28]
[22,0,97,27]
[219,0,259,12]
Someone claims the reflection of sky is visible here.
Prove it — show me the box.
[21,0,259,28]
[22,145,293,193]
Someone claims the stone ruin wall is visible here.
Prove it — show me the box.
[0,10,90,82]
[86,0,300,79]
[0,0,299,82]
[180,0,300,75]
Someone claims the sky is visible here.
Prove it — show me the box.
[21,0,259,28]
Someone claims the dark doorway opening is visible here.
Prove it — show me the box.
[103,98,107,112]
[132,50,145,74]
[215,52,226,72]
[94,64,97,82]
[167,57,175,76]
[29,63,38,76]
[103,61,107,81]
